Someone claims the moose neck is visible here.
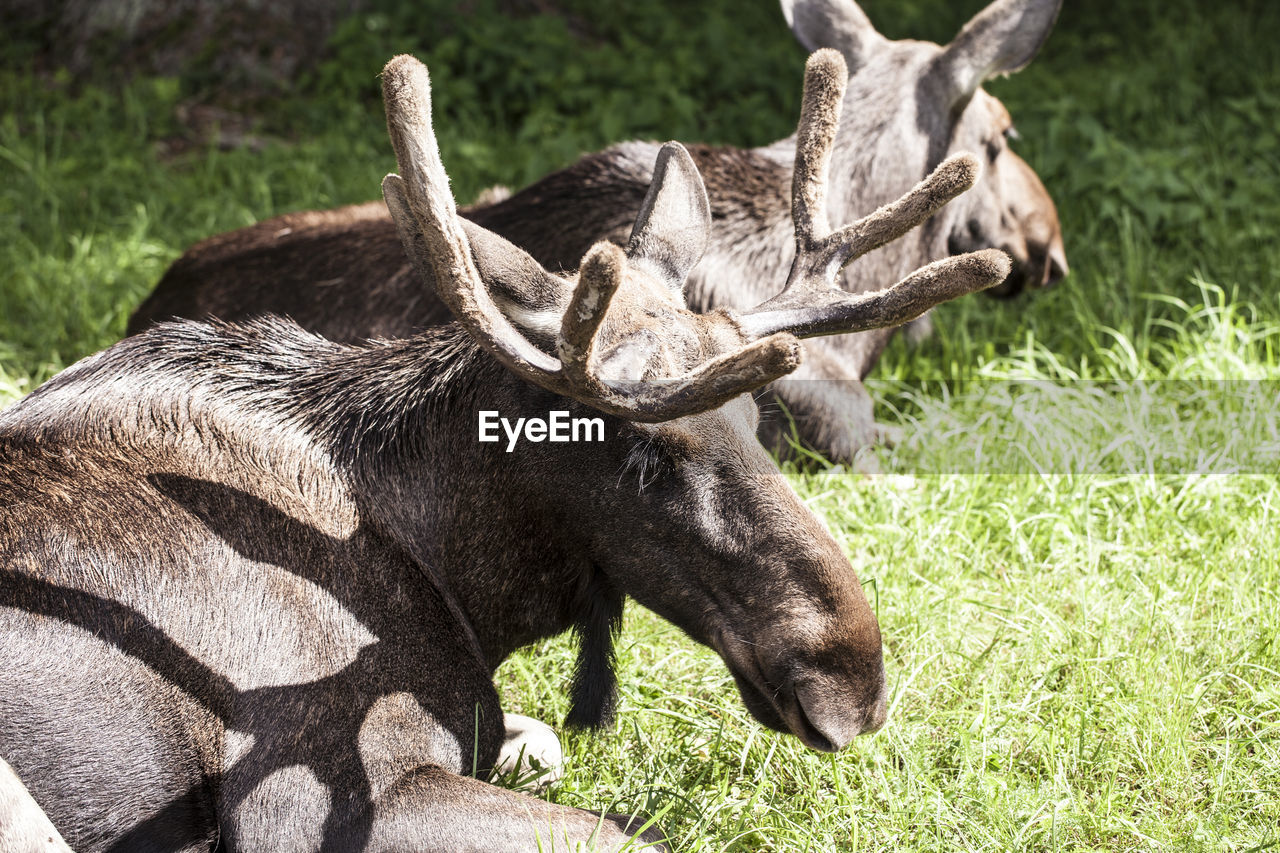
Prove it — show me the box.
[305,326,613,672]
[10,319,612,674]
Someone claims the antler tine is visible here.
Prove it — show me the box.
[557,242,624,393]
[820,153,980,276]
[382,56,470,306]
[792,48,847,252]
[381,56,564,383]
[596,332,804,421]
[734,49,1010,341]
[740,249,1010,339]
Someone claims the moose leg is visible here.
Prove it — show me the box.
[752,361,885,468]
[363,765,668,852]
[495,714,564,789]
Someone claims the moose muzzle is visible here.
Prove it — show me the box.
[716,599,888,752]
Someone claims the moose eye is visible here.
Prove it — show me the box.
[622,432,678,491]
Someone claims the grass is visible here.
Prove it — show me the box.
[3,0,1279,849]
[499,473,1280,850]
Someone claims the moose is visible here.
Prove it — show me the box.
[128,0,1066,463]
[0,52,1007,850]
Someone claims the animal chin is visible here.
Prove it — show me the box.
[992,250,1065,297]
[719,645,864,753]
[727,664,789,733]
[984,271,1026,299]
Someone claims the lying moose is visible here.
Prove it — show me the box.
[0,52,1007,850]
[127,0,1066,463]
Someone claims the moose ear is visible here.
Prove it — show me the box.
[779,0,884,74]
[933,0,1061,108]
[625,142,711,297]
[459,219,570,333]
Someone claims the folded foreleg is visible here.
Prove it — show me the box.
[365,764,668,852]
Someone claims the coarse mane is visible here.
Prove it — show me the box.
[0,317,501,535]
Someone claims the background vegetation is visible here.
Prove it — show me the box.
[2,0,1277,849]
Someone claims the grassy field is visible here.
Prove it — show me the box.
[3,0,1279,849]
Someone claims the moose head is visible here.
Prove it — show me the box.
[783,0,1068,297]
[378,50,1007,749]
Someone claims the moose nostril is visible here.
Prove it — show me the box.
[790,673,887,750]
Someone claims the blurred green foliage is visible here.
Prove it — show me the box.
[296,0,808,190]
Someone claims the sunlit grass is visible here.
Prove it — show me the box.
[497,472,1280,851]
